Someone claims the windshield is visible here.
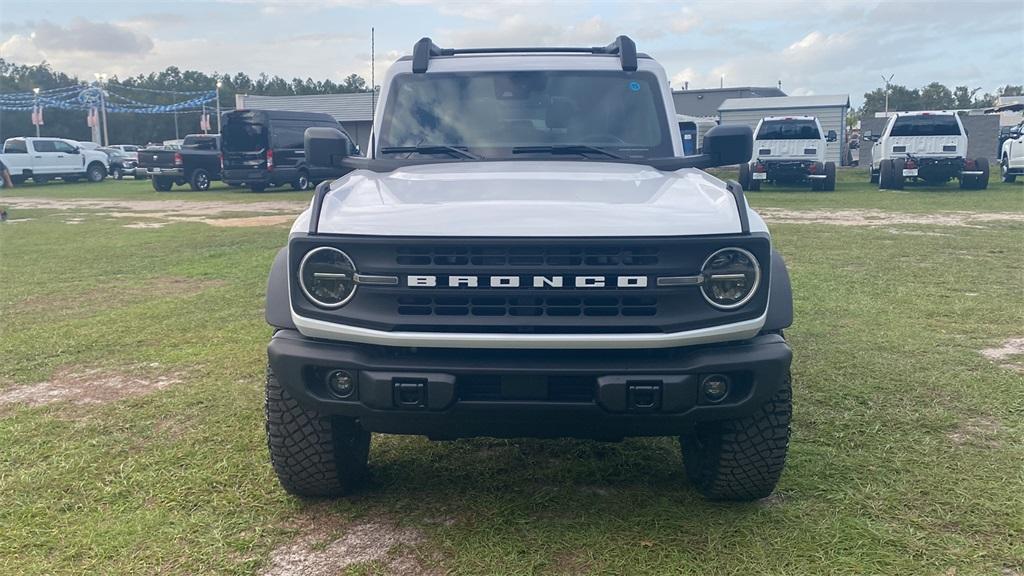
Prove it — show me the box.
[377,71,673,159]
[223,113,267,152]
[756,120,820,140]
[890,115,961,137]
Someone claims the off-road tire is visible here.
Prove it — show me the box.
[974,157,989,189]
[680,373,792,501]
[266,364,370,497]
[823,161,836,191]
[189,169,211,191]
[1003,156,1017,183]
[292,170,311,191]
[86,162,106,183]
[152,177,174,192]
[738,163,752,190]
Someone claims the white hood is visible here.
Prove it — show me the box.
[296,161,758,237]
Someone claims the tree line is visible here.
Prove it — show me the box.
[0,59,371,145]
[849,82,1023,126]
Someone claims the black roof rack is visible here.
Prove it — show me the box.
[412,35,638,73]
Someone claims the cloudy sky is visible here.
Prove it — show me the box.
[1,0,1021,107]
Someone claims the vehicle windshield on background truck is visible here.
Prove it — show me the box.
[222,109,357,192]
[378,70,674,159]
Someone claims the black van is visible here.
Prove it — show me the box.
[221,109,357,192]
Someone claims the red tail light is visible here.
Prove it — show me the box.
[754,163,766,173]
[905,159,917,169]
[266,149,274,171]
[173,152,182,166]
[807,163,817,173]
[964,159,975,169]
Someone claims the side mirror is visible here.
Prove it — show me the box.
[862,131,878,142]
[71,147,81,154]
[701,124,753,167]
[826,130,837,142]
[304,127,351,167]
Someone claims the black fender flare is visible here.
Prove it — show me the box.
[764,249,793,332]
[266,248,296,330]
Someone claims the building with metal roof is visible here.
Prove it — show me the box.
[672,86,786,118]
[719,94,851,165]
[234,92,375,150]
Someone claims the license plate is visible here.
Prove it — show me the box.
[752,172,767,180]
[902,169,918,177]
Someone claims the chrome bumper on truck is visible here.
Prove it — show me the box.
[267,329,792,440]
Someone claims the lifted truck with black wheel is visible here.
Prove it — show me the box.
[868,111,989,190]
[264,36,795,501]
[138,134,221,192]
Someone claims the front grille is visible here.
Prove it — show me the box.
[397,295,657,317]
[396,245,659,267]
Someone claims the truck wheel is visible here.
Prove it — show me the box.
[738,163,752,190]
[878,160,892,189]
[870,169,879,184]
[292,170,311,191]
[974,157,989,189]
[152,177,174,192]
[249,183,267,193]
[1003,156,1017,183]
[681,372,792,501]
[189,169,211,192]
[266,364,370,497]
[747,176,761,191]
[112,167,124,180]
[86,163,107,183]
[823,161,836,191]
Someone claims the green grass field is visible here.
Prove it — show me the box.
[1,170,1022,575]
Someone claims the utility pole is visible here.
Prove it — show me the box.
[33,88,40,137]
[881,74,895,116]
[215,80,223,133]
[94,73,109,146]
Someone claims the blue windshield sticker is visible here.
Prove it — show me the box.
[629,81,641,92]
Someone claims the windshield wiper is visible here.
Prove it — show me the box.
[379,145,481,160]
[511,144,623,159]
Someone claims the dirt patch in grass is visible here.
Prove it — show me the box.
[948,416,1002,449]
[261,506,438,576]
[979,338,1024,373]
[0,366,181,414]
[200,215,296,228]
[758,208,1024,227]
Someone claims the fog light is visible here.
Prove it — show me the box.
[326,370,355,398]
[701,374,730,403]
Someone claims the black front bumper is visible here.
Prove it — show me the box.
[267,329,792,440]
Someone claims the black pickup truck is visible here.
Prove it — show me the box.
[138,134,221,192]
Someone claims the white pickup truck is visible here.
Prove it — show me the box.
[1000,120,1024,183]
[1,137,109,184]
[739,116,837,191]
[867,111,987,190]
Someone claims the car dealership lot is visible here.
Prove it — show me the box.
[1,172,1022,575]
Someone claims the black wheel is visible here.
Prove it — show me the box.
[86,163,106,183]
[681,372,792,501]
[113,167,124,180]
[291,170,311,191]
[738,163,752,190]
[747,175,761,191]
[878,160,892,189]
[823,161,836,191]
[249,183,267,193]
[1003,156,1017,183]
[189,169,211,191]
[974,157,989,189]
[152,177,174,192]
[266,364,370,497]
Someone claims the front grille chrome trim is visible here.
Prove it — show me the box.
[291,309,767,349]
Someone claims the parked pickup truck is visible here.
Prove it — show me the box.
[1,137,109,184]
[137,133,221,191]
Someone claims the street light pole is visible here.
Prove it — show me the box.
[881,74,895,116]
[33,88,40,137]
[94,73,109,146]
[215,80,222,134]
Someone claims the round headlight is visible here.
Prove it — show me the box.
[298,247,357,308]
[701,247,760,309]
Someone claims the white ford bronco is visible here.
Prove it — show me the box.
[264,36,794,501]
[739,116,837,191]
[868,111,989,190]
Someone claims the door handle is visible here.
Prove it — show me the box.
[34,155,42,158]
[57,155,65,158]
